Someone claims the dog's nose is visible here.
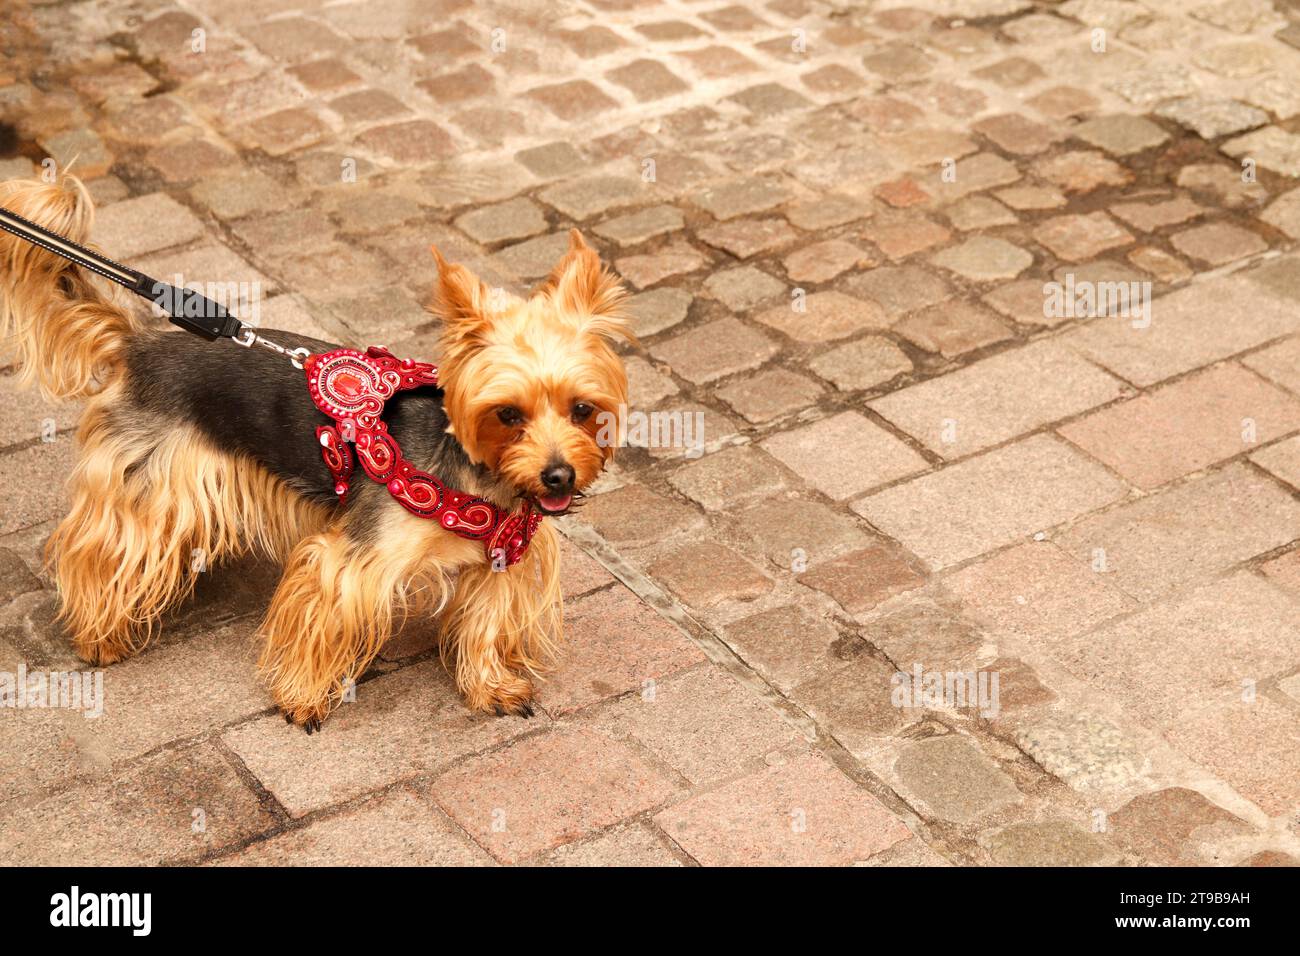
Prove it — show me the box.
[541,463,575,492]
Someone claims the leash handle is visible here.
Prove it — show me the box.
[0,204,243,342]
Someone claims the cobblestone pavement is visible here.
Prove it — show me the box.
[2,0,1300,866]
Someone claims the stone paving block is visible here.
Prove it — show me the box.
[650,317,778,384]
[355,119,456,163]
[656,751,910,866]
[1036,211,1136,263]
[215,789,491,866]
[0,743,274,865]
[862,214,952,261]
[1128,246,1192,284]
[537,175,644,221]
[843,264,951,319]
[454,197,548,245]
[973,113,1061,155]
[800,542,927,616]
[432,727,680,864]
[0,548,41,603]
[1252,435,1300,490]
[729,496,871,573]
[1261,187,1300,239]
[136,241,277,298]
[793,649,922,752]
[667,445,787,512]
[782,239,872,283]
[853,435,1128,571]
[1155,97,1268,139]
[626,286,692,337]
[1221,126,1300,177]
[626,356,678,409]
[982,820,1112,866]
[696,217,798,259]
[545,823,682,866]
[1260,550,1300,595]
[932,152,1022,201]
[1016,708,1148,793]
[944,195,1018,230]
[1109,196,1203,232]
[616,241,707,289]
[0,372,81,449]
[715,367,824,424]
[864,600,987,673]
[93,193,206,259]
[68,621,268,764]
[692,176,795,220]
[754,291,889,342]
[1107,787,1253,866]
[1244,257,1300,314]
[1073,114,1170,156]
[723,604,842,695]
[1170,222,1268,266]
[1059,363,1300,489]
[1035,150,1132,193]
[223,661,538,818]
[945,541,1137,647]
[1055,570,1300,729]
[0,638,104,804]
[189,167,295,221]
[1164,696,1300,817]
[1054,463,1300,602]
[869,339,1127,458]
[591,665,799,785]
[526,80,619,120]
[892,735,1021,824]
[761,411,929,501]
[702,265,786,312]
[606,59,689,102]
[0,438,77,535]
[783,193,872,231]
[1060,272,1297,387]
[538,586,705,714]
[980,278,1060,327]
[574,483,704,549]
[647,540,775,609]
[557,535,616,600]
[930,236,1033,281]
[996,184,1068,212]
[594,205,684,246]
[808,336,912,390]
[513,141,584,179]
[494,231,571,280]
[894,301,1011,358]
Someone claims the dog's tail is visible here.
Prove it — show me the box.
[0,176,141,401]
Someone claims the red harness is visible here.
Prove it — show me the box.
[304,346,542,567]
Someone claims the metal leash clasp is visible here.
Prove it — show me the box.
[235,327,310,370]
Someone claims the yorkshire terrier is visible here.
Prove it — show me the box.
[0,176,630,730]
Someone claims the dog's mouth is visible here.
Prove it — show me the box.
[532,492,578,516]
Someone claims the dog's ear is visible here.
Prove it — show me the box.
[537,230,631,340]
[428,245,492,333]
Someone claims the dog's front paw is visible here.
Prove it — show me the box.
[472,677,536,719]
[279,703,329,734]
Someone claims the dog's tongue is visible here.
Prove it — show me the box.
[538,494,572,513]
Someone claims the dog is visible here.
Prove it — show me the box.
[0,175,630,731]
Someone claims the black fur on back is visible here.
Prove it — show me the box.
[123,329,516,535]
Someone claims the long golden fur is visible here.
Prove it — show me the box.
[0,175,629,731]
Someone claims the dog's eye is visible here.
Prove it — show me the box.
[497,406,524,427]
[571,402,594,423]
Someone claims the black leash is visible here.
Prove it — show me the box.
[0,203,243,341]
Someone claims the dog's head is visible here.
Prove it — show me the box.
[430,230,630,516]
